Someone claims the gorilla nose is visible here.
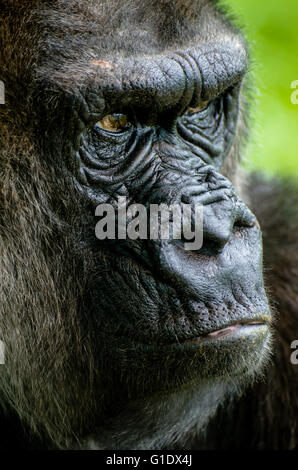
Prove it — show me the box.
[180,177,257,254]
[202,201,235,252]
[200,198,255,253]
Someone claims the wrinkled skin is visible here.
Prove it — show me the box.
[1,0,292,450]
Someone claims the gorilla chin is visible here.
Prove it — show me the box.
[84,323,272,450]
[120,323,271,385]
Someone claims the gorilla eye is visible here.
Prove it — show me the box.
[187,102,210,114]
[96,114,130,132]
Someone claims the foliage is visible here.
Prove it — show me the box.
[224,0,298,175]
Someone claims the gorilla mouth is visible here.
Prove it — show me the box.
[178,321,269,346]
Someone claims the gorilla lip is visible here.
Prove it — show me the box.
[180,321,268,345]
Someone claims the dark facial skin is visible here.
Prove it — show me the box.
[78,65,270,357]
[63,20,270,354]
[0,0,272,449]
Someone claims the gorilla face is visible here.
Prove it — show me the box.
[0,0,272,449]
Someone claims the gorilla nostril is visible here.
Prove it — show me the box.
[199,196,258,254]
[202,227,232,253]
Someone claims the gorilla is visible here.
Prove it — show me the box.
[0,0,297,450]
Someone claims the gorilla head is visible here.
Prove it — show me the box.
[0,0,273,449]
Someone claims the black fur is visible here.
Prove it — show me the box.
[0,0,297,450]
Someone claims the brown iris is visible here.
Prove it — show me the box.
[97,114,129,132]
[187,101,210,114]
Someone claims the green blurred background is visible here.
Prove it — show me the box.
[223,0,298,175]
